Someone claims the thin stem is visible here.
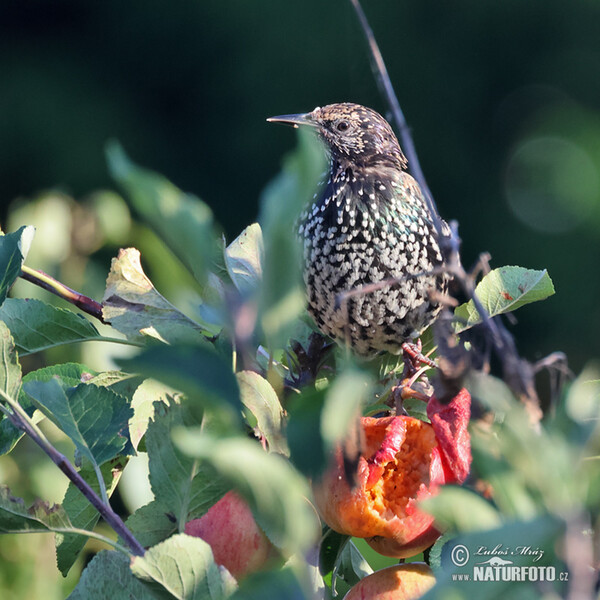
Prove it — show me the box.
[348,0,439,223]
[0,389,145,556]
[349,0,540,409]
[5,526,132,556]
[20,265,105,323]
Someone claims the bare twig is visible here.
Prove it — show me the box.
[348,0,548,414]
[0,389,145,557]
[20,265,105,323]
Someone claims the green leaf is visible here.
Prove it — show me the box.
[131,534,236,600]
[287,368,372,477]
[102,247,213,344]
[124,500,178,549]
[107,143,218,287]
[57,458,127,576]
[0,226,35,305]
[0,362,93,456]
[420,486,502,532]
[321,369,372,450]
[129,378,179,451]
[231,568,307,600]
[0,322,24,454]
[23,379,134,466]
[173,431,319,555]
[224,223,264,296]
[0,297,103,355]
[319,529,349,579]
[146,403,228,528]
[236,370,287,454]
[0,321,22,402]
[117,344,242,426]
[68,550,157,600]
[258,129,326,348]
[0,485,72,533]
[333,540,373,590]
[453,266,555,333]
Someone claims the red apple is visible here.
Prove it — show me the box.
[344,563,435,600]
[184,491,275,579]
[314,390,471,558]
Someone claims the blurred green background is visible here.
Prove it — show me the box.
[2,0,600,369]
[0,1,599,597]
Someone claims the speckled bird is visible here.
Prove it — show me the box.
[268,103,450,357]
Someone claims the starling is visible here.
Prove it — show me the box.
[268,103,449,357]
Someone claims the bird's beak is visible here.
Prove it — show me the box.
[266,112,316,129]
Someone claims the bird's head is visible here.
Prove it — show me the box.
[268,102,407,169]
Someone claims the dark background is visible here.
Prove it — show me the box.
[1,0,599,373]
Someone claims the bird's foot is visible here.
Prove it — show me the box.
[389,381,431,415]
[401,340,437,375]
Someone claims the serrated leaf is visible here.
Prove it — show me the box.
[57,458,127,576]
[258,129,326,348]
[102,247,212,344]
[0,485,72,533]
[117,344,242,426]
[146,403,228,528]
[107,143,218,287]
[131,534,235,600]
[68,550,157,600]
[0,226,35,305]
[236,370,287,454]
[0,362,93,456]
[173,431,319,555]
[124,499,178,549]
[0,297,103,355]
[453,266,555,333]
[23,379,134,467]
[224,223,264,296]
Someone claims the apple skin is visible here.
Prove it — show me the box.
[314,390,471,559]
[343,563,435,600]
[184,491,275,579]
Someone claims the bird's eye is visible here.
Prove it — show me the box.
[336,120,350,132]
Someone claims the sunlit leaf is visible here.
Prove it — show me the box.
[453,267,555,333]
[102,247,213,344]
[224,223,264,296]
[237,370,287,454]
[131,534,236,599]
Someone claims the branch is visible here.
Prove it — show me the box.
[348,0,543,413]
[0,389,145,557]
[20,265,105,323]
